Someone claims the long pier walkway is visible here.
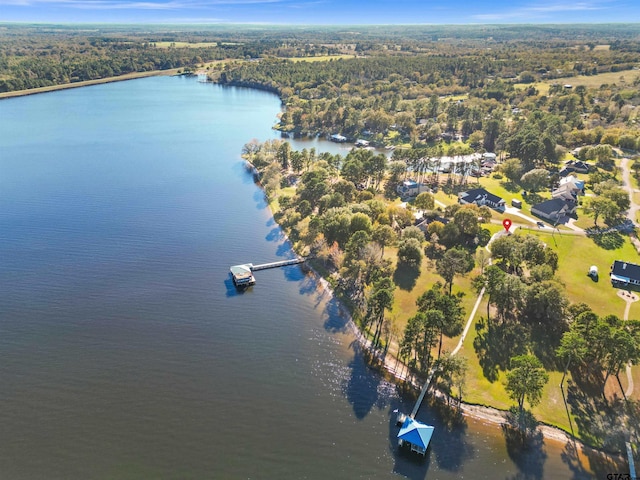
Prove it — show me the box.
[410,368,436,419]
[250,257,305,271]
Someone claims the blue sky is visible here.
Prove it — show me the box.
[2,0,639,24]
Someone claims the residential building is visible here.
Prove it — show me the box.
[531,198,577,222]
[610,260,640,287]
[458,187,506,210]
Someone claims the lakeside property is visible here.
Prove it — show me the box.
[1,74,614,478]
[244,135,640,467]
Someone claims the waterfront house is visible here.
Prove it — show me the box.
[330,134,347,143]
[397,180,431,198]
[397,180,419,197]
[458,187,505,210]
[531,198,576,223]
[610,260,640,287]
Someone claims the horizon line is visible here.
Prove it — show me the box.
[2,20,640,26]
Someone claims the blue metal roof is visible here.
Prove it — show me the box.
[397,417,434,449]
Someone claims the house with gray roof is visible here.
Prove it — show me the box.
[458,188,505,210]
[531,198,576,223]
[610,260,640,288]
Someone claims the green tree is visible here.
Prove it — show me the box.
[506,124,544,171]
[490,235,523,274]
[277,141,291,170]
[435,353,468,405]
[473,264,506,322]
[321,209,352,247]
[367,277,395,348]
[436,247,475,295]
[602,327,639,397]
[414,192,435,211]
[520,169,550,193]
[585,196,619,226]
[400,312,439,373]
[401,225,425,243]
[493,274,526,322]
[505,355,549,414]
[417,282,466,356]
[372,224,396,257]
[454,207,480,237]
[523,280,568,332]
[350,212,373,235]
[501,158,524,184]
[557,330,588,388]
[397,238,423,268]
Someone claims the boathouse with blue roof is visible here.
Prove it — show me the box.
[397,417,434,456]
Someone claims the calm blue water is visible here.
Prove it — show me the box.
[0,77,596,479]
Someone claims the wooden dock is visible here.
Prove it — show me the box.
[410,368,436,419]
[230,257,305,287]
[250,258,305,271]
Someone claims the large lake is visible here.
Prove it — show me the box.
[0,76,598,478]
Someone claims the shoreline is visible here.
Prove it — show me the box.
[300,243,627,463]
[251,158,600,454]
[0,68,183,100]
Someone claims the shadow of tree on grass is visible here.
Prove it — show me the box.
[500,180,521,193]
[590,231,625,250]
[393,263,420,291]
[473,317,529,382]
[528,322,563,371]
[565,381,628,453]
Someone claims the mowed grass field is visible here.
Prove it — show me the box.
[153,41,219,48]
[456,228,640,434]
[524,230,640,318]
[515,68,640,95]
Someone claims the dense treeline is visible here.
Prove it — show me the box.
[3,22,640,100]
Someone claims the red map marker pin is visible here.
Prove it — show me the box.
[503,219,512,232]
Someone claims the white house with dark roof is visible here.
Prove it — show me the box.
[458,187,505,210]
[564,160,590,174]
[610,260,640,287]
[531,198,577,222]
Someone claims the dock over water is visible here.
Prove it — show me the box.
[396,368,437,456]
[250,258,305,271]
[230,257,305,287]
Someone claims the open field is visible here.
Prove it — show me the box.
[515,68,640,95]
[526,230,640,318]
[154,41,219,48]
[384,245,480,344]
[0,68,182,99]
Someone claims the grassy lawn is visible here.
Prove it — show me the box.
[456,302,512,411]
[532,371,581,432]
[526,230,640,318]
[433,189,457,207]
[572,208,601,230]
[384,245,481,354]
